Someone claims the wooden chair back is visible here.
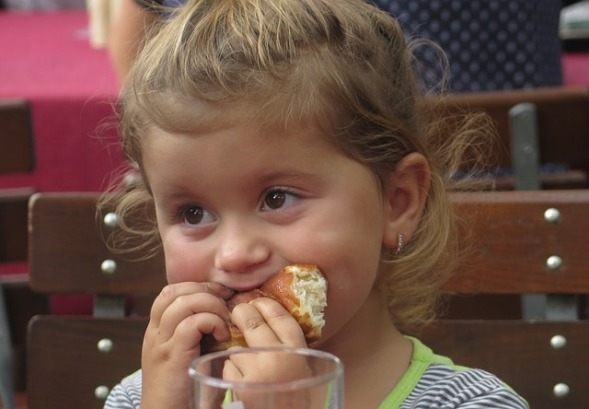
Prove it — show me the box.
[421,320,588,409]
[27,192,165,301]
[27,190,589,409]
[446,190,589,294]
[0,98,35,266]
[0,99,34,175]
[27,192,165,409]
[0,190,31,268]
[0,98,35,409]
[27,316,147,408]
[421,189,589,409]
[429,86,589,189]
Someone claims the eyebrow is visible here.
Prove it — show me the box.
[257,169,323,186]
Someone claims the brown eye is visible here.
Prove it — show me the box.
[184,207,204,225]
[264,191,286,210]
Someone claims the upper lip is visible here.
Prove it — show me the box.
[222,279,268,293]
[217,268,280,293]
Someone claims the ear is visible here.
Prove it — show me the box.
[382,153,431,250]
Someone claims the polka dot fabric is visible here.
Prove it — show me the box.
[373,0,563,93]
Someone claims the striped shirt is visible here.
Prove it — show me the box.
[104,337,528,409]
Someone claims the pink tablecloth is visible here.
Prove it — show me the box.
[0,11,124,193]
[0,11,123,314]
[562,52,589,87]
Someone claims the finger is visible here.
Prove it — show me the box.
[250,298,307,345]
[143,309,233,359]
[231,298,306,347]
[223,346,311,385]
[150,282,233,326]
[155,291,232,341]
[169,311,232,351]
[223,353,245,382]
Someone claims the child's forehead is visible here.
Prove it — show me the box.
[148,93,338,138]
[141,116,349,183]
[141,101,349,169]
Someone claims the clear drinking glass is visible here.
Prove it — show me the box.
[189,346,344,409]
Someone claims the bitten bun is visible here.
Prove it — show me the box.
[201,264,327,353]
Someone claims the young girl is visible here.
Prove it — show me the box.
[104,0,528,408]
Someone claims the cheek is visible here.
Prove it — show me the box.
[304,197,385,276]
[319,249,381,341]
[161,235,210,284]
[319,234,382,312]
[301,203,385,331]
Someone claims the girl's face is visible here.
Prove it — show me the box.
[142,121,391,343]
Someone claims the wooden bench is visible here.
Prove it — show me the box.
[27,190,589,409]
[26,192,165,409]
[429,86,589,190]
[0,99,34,175]
[421,189,589,409]
[430,86,589,324]
[0,98,35,277]
[0,98,36,409]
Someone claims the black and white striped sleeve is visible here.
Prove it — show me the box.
[103,370,142,409]
[400,365,529,409]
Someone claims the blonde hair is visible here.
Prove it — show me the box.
[106,0,496,334]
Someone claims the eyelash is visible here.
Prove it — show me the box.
[261,187,300,210]
[170,187,302,224]
[173,204,205,224]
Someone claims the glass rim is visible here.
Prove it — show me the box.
[189,346,343,391]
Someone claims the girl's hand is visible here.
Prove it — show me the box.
[140,282,234,409]
[230,297,308,350]
[223,298,315,408]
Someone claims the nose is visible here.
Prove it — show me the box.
[214,218,270,274]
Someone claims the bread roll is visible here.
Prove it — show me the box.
[201,264,327,353]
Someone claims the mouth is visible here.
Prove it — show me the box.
[228,284,263,293]
[222,278,269,293]
[220,271,279,293]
